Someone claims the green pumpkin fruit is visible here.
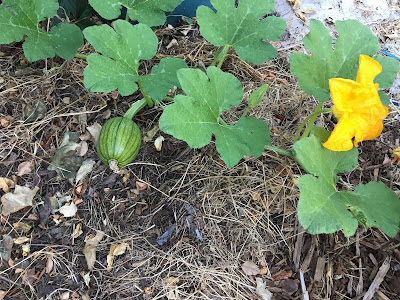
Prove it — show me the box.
[97,117,141,167]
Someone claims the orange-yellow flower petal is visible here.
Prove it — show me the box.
[323,55,388,151]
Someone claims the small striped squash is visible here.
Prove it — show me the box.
[97,117,141,168]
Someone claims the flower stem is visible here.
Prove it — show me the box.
[137,79,154,108]
[264,145,294,158]
[74,53,88,60]
[294,102,331,141]
[123,98,147,119]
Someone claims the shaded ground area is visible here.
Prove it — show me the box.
[0,9,400,300]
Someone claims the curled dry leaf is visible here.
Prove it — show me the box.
[241,260,260,276]
[72,223,83,238]
[17,161,34,176]
[1,185,39,216]
[77,141,89,157]
[83,231,105,271]
[59,201,78,218]
[0,177,14,193]
[75,159,95,185]
[154,136,165,151]
[106,242,129,271]
[256,277,273,300]
[87,123,102,145]
[46,251,54,273]
[13,236,30,244]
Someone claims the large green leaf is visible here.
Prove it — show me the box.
[294,131,400,237]
[374,55,400,89]
[197,0,286,65]
[290,20,381,101]
[159,67,271,167]
[0,0,83,62]
[83,21,187,98]
[89,0,184,27]
[83,21,157,96]
[140,58,188,101]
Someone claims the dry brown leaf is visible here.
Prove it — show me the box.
[0,291,7,300]
[77,141,89,157]
[87,123,102,145]
[256,278,272,300]
[83,231,105,271]
[136,181,148,191]
[22,268,37,286]
[82,272,90,287]
[14,236,30,244]
[59,201,78,218]
[72,223,83,238]
[0,118,9,127]
[241,260,260,276]
[17,161,34,177]
[46,251,54,273]
[0,177,14,193]
[12,222,32,233]
[106,242,129,271]
[1,185,39,216]
[60,291,69,300]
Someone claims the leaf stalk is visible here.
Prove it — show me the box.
[138,79,154,108]
[264,145,294,158]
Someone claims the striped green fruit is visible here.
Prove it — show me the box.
[97,117,141,168]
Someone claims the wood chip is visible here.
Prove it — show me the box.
[313,257,325,282]
[363,257,391,300]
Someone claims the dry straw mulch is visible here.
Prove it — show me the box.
[0,21,399,300]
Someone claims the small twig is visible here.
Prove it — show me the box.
[362,257,391,300]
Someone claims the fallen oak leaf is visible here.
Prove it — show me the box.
[1,185,39,216]
[82,231,105,271]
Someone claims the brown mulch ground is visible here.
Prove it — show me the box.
[0,20,400,300]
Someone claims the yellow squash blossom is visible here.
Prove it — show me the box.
[323,55,388,151]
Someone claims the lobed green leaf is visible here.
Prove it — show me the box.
[197,0,286,65]
[83,21,157,96]
[0,0,83,61]
[89,0,184,27]
[140,58,188,101]
[294,131,400,237]
[290,19,381,101]
[159,67,271,167]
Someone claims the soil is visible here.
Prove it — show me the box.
[0,8,400,300]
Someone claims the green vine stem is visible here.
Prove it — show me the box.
[74,53,88,60]
[264,145,294,158]
[163,97,175,102]
[123,98,148,119]
[137,79,154,108]
[294,103,331,142]
[211,45,230,68]
[240,106,251,119]
[216,45,230,69]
